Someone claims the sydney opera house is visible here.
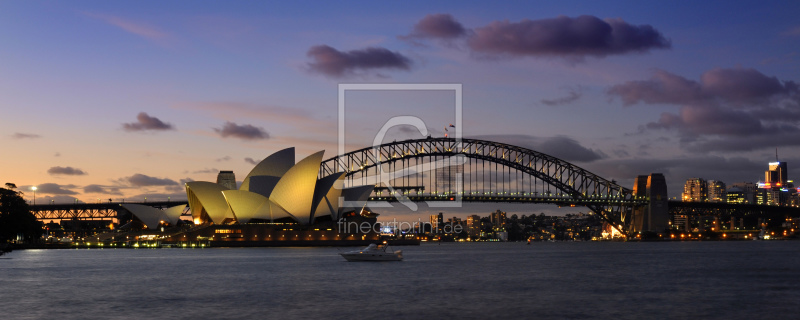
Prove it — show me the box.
[118,148,390,246]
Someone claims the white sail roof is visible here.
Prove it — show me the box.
[186,181,233,224]
[240,147,295,192]
[269,150,324,225]
[221,190,272,224]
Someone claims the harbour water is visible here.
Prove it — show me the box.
[1,241,799,319]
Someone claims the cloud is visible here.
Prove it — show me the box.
[28,183,78,195]
[127,192,188,202]
[467,15,670,60]
[608,70,704,105]
[83,184,123,195]
[470,134,605,162]
[192,168,219,174]
[11,132,41,139]
[125,174,178,187]
[83,12,169,43]
[401,13,467,40]
[540,89,582,106]
[306,45,412,77]
[37,195,82,204]
[47,166,88,176]
[122,112,175,131]
[213,121,269,140]
[215,156,231,162]
[244,157,258,165]
[608,67,800,152]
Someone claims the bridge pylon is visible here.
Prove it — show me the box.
[629,173,668,235]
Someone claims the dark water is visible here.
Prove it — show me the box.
[1,241,799,319]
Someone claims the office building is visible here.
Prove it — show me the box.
[707,180,726,202]
[682,178,707,202]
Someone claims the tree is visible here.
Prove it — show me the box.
[1,184,42,243]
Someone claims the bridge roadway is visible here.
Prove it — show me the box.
[30,201,188,221]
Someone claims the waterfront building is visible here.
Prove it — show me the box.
[759,161,792,206]
[682,178,708,202]
[729,182,757,204]
[766,161,788,185]
[707,180,727,202]
[490,210,506,230]
[430,212,443,233]
[466,215,481,239]
[216,171,237,190]
[125,147,374,227]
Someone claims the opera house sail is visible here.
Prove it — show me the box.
[93,147,415,247]
[171,147,373,226]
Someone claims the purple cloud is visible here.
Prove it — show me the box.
[471,134,605,162]
[84,184,123,195]
[213,121,269,140]
[467,15,670,59]
[540,89,582,106]
[47,166,88,176]
[306,45,412,77]
[244,157,258,165]
[609,67,800,152]
[123,112,175,131]
[402,14,467,40]
[126,174,178,187]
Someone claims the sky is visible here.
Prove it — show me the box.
[2,0,799,220]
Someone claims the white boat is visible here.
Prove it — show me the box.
[340,242,403,262]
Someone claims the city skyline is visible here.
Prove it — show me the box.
[2,1,799,219]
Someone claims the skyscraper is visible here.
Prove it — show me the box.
[707,180,727,202]
[466,215,481,239]
[765,161,788,186]
[430,212,444,233]
[682,178,708,202]
[490,210,506,230]
[761,160,790,205]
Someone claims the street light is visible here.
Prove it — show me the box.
[31,186,37,205]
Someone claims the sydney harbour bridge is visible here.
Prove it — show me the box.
[28,137,800,236]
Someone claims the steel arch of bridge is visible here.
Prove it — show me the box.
[319,137,639,232]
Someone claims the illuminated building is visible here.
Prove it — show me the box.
[728,182,756,204]
[758,161,792,206]
[707,180,726,202]
[430,213,443,233]
[682,178,707,202]
[184,147,373,225]
[466,214,481,239]
[765,161,787,185]
[490,210,506,230]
